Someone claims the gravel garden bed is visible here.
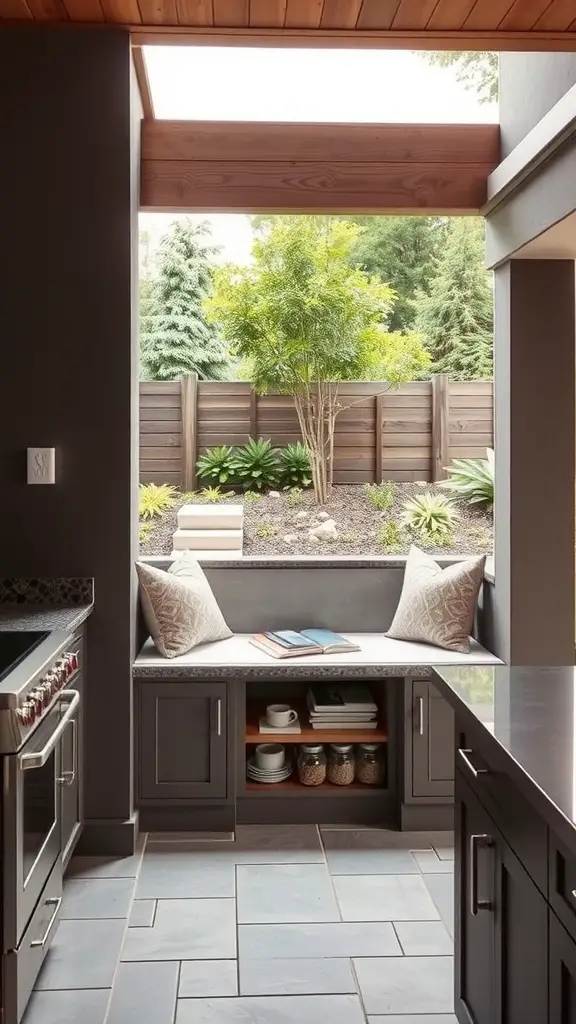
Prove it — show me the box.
[139,483,493,558]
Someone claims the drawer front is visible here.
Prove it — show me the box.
[549,833,576,943]
[456,723,548,896]
[3,857,62,1024]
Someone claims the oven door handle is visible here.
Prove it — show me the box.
[21,691,80,770]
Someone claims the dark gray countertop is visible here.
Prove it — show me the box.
[432,664,576,840]
[0,604,93,633]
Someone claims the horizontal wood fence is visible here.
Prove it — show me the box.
[139,376,493,489]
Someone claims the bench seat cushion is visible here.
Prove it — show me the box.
[134,632,501,678]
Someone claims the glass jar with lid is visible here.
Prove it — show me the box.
[297,744,326,786]
[327,743,355,786]
[356,743,386,786]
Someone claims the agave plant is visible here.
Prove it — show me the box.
[138,483,177,520]
[234,438,281,491]
[442,448,494,509]
[402,492,459,544]
[278,442,312,489]
[196,445,238,486]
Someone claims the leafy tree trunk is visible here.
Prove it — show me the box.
[295,383,339,505]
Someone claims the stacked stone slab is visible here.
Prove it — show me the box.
[172,504,243,560]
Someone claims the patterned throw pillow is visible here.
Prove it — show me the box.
[136,557,232,658]
[386,546,486,653]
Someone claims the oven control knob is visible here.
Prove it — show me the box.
[29,689,44,714]
[64,652,78,675]
[46,670,61,695]
[17,701,35,725]
[54,660,68,684]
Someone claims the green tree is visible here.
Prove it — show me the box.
[141,220,230,381]
[207,217,429,503]
[348,217,444,331]
[421,52,498,102]
[414,219,493,380]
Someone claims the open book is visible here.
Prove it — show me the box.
[249,629,361,659]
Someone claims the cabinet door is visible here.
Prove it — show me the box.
[412,679,454,798]
[550,911,576,1023]
[60,664,84,868]
[455,770,496,1024]
[140,682,227,801]
[494,835,548,1024]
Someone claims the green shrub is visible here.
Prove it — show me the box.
[139,483,178,520]
[442,448,494,509]
[379,520,402,552]
[196,445,238,486]
[364,481,395,512]
[180,490,198,504]
[278,442,312,489]
[139,521,152,546]
[234,438,280,491]
[243,490,262,506]
[198,486,224,503]
[255,523,278,538]
[286,486,303,506]
[402,492,458,544]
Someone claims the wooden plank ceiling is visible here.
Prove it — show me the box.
[140,119,500,213]
[4,0,576,40]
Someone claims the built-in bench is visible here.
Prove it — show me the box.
[133,557,499,833]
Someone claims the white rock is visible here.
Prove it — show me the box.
[309,534,320,544]
[295,511,309,520]
[316,510,330,520]
[415,480,428,487]
[283,533,298,544]
[269,491,281,498]
[309,518,339,541]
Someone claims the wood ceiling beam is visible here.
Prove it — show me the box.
[140,120,500,213]
[133,45,154,119]
[130,26,576,49]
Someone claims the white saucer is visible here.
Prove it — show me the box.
[246,756,293,782]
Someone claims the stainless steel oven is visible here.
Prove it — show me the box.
[3,689,79,951]
[0,631,82,1023]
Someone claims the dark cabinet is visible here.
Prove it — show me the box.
[139,682,227,801]
[411,679,454,799]
[455,769,548,1024]
[455,770,496,1024]
[550,911,576,1023]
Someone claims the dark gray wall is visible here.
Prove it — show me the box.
[0,28,139,846]
[500,53,576,156]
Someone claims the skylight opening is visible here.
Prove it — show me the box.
[143,46,498,123]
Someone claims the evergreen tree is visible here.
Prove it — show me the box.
[414,219,493,380]
[141,220,230,381]
[348,216,444,331]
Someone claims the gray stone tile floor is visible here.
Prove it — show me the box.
[22,825,454,1024]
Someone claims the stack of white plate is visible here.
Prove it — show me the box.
[246,755,293,784]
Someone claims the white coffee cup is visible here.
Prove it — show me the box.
[255,743,285,771]
[266,704,298,728]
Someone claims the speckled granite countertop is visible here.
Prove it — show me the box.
[0,604,93,633]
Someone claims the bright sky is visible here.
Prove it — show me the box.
[140,47,497,265]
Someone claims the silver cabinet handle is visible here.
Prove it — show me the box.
[458,747,489,778]
[216,698,222,737]
[57,716,77,787]
[417,696,425,735]
[30,897,62,948]
[21,691,80,770]
[470,834,493,915]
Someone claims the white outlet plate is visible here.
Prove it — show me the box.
[27,448,56,485]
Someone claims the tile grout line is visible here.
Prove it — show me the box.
[235,862,241,997]
[172,960,182,1024]
[102,834,148,1023]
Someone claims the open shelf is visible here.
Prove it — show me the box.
[245,778,387,795]
[245,700,388,746]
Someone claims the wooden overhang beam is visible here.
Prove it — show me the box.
[140,120,500,214]
[133,45,155,120]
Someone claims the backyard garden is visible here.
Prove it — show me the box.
[139,442,494,557]
[139,212,494,559]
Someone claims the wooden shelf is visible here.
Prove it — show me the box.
[245,700,387,746]
[245,778,387,795]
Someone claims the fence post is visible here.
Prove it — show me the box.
[375,393,383,483]
[431,374,449,481]
[181,372,198,491]
[249,386,258,439]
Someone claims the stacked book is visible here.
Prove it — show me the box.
[307,683,378,730]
